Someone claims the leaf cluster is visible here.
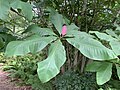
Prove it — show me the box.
[54,71,97,90]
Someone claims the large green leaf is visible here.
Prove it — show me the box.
[0,0,10,20]
[110,41,120,56]
[50,12,66,35]
[86,61,103,72]
[66,27,94,38]
[67,23,79,31]
[23,24,56,36]
[0,0,33,20]
[116,64,120,80]
[5,36,57,56]
[96,62,112,85]
[89,31,117,41]
[67,36,117,60]
[10,0,33,20]
[67,30,94,38]
[86,61,113,85]
[37,40,66,83]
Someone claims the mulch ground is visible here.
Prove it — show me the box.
[0,64,32,90]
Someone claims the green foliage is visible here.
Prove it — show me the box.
[96,62,112,85]
[0,0,10,20]
[110,41,120,56]
[54,71,98,90]
[0,37,4,49]
[40,0,119,32]
[98,78,120,90]
[90,29,120,56]
[106,30,118,39]
[67,35,117,60]
[89,31,117,42]
[86,61,120,85]
[116,64,120,80]
[23,24,56,36]
[0,26,16,51]
[0,0,33,21]
[5,36,56,56]
[5,9,119,84]
[1,0,120,88]
[3,53,53,90]
[86,29,120,85]
[49,11,66,35]
[86,61,103,72]
[107,79,120,90]
[11,0,33,21]
[37,40,66,83]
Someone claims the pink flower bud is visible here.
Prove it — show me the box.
[61,24,67,36]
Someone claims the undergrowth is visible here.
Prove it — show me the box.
[1,52,120,90]
[1,52,53,90]
[54,71,98,90]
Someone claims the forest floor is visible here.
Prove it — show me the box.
[0,63,32,90]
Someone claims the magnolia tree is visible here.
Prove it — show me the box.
[0,0,120,86]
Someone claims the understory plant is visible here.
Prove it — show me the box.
[2,53,53,90]
[54,71,97,90]
[4,8,120,86]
